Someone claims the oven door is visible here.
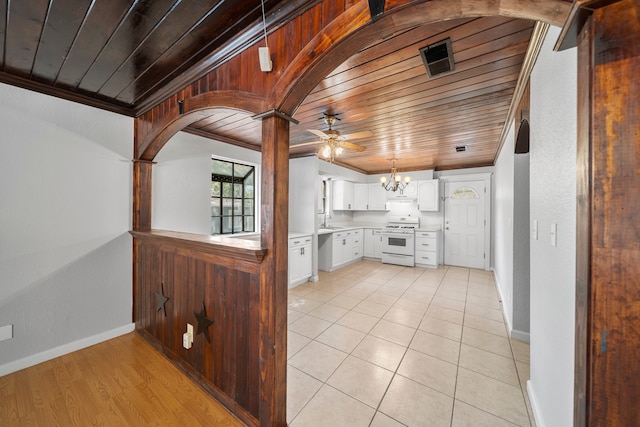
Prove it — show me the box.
[381,232,414,256]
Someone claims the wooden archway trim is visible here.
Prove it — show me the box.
[135,90,268,161]
[274,0,571,115]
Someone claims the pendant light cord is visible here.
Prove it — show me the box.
[260,0,268,48]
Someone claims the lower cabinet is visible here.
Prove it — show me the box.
[289,235,312,287]
[364,229,383,259]
[414,230,439,268]
[321,228,363,271]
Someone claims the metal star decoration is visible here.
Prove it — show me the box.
[194,301,214,343]
[154,283,169,317]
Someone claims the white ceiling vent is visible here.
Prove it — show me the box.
[419,38,454,78]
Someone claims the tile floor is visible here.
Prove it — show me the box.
[287,260,534,427]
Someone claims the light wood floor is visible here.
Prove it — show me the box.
[0,333,244,426]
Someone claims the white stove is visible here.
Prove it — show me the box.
[381,216,419,266]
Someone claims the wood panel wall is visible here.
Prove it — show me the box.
[132,231,266,426]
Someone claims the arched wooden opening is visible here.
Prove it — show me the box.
[132,2,582,426]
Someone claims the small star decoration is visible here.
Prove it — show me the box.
[194,301,214,343]
[154,283,169,317]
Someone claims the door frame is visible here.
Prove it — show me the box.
[439,173,492,270]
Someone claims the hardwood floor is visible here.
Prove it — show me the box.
[0,333,243,426]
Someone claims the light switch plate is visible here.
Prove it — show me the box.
[551,223,557,247]
[532,220,538,240]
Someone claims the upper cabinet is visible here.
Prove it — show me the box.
[332,180,354,210]
[333,180,389,211]
[367,183,388,210]
[353,183,369,210]
[418,179,439,211]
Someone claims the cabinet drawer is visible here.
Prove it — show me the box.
[290,236,312,247]
[416,231,437,239]
[351,229,362,237]
[415,250,437,265]
[415,238,437,250]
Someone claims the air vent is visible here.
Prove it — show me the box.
[419,38,454,78]
[455,145,467,152]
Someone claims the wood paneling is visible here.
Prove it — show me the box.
[0,0,319,116]
[574,0,640,424]
[176,14,535,172]
[133,231,265,426]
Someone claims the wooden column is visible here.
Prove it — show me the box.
[132,160,153,232]
[574,0,640,425]
[258,111,290,427]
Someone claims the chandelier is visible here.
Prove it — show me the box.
[319,140,344,162]
[380,158,410,192]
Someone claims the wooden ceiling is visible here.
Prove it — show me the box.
[0,1,537,172]
[186,15,536,172]
[0,0,316,116]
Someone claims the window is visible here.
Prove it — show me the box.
[450,187,479,199]
[211,158,255,235]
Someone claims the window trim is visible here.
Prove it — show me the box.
[211,158,257,235]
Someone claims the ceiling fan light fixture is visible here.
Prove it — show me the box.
[322,145,332,158]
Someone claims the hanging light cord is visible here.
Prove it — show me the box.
[260,0,268,47]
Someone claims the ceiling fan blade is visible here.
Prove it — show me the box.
[307,129,330,139]
[340,130,374,140]
[291,140,324,148]
[340,141,366,152]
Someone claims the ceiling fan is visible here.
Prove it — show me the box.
[296,113,373,162]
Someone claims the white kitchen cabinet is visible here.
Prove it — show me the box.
[418,179,439,211]
[387,180,417,199]
[289,235,312,287]
[332,180,354,210]
[331,229,363,269]
[415,230,439,268]
[353,183,369,210]
[364,228,383,259]
[367,183,388,210]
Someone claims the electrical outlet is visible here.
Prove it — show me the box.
[0,324,13,342]
[183,323,194,349]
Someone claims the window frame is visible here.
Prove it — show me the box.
[211,158,256,235]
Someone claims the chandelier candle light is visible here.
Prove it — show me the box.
[381,158,411,192]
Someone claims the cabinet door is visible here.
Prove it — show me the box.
[368,183,388,210]
[332,237,347,266]
[364,229,375,257]
[373,232,383,258]
[300,244,312,279]
[353,183,369,210]
[418,179,439,211]
[332,180,354,210]
[289,245,302,285]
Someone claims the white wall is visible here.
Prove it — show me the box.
[153,131,261,235]
[0,83,134,374]
[528,26,577,427]
[493,123,515,332]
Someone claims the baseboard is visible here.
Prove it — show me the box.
[527,380,546,427]
[493,273,514,334]
[0,323,135,376]
[511,329,530,342]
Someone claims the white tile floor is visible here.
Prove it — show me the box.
[287,260,535,427]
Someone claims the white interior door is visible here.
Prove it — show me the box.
[444,180,486,268]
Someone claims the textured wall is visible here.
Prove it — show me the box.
[529,26,577,427]
[493,123,515,330]
[0,83,133,373]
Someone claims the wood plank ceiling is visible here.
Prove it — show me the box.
[0,0,315,116]
[0,1,535,172]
